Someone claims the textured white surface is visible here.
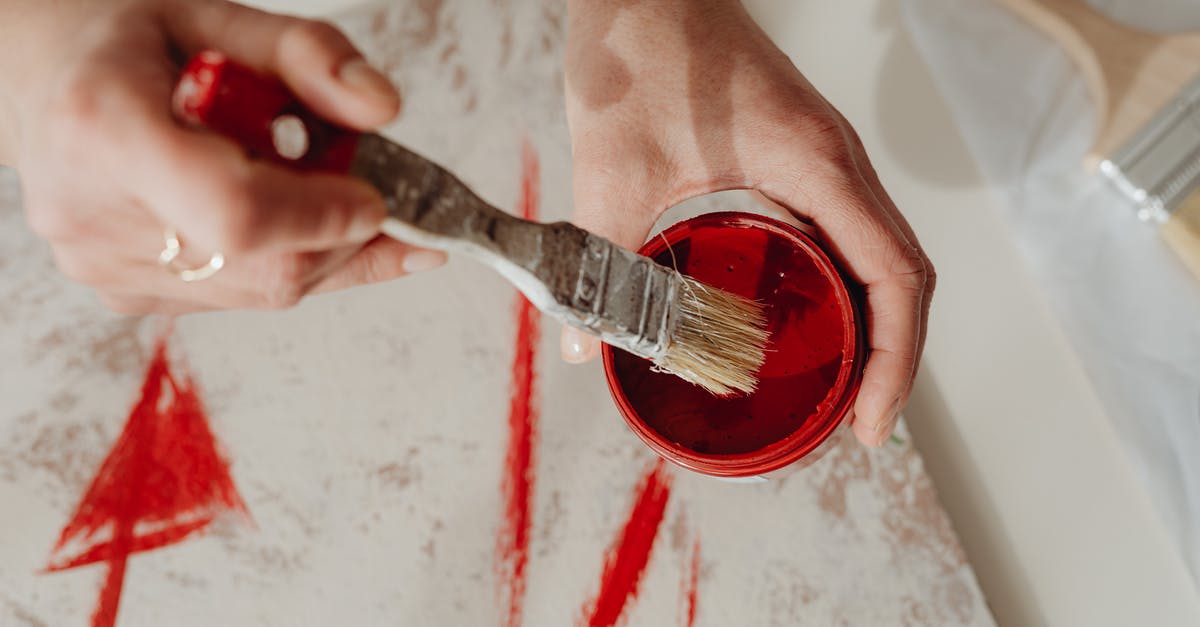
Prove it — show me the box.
[903,0,1200,602]
[0,1,992,626]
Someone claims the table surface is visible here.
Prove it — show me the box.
[0,1,995,626]
[3,0,1199,625]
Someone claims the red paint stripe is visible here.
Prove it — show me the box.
[91,552,127,627]
[496,142,541,627]
[47,335,248,627]
[680,536,700,627]
[582,460,674,627]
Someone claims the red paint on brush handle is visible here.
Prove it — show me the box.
[173,50,359,172]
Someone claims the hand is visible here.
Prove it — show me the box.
[562,0,935,447]
[0,0,446,315]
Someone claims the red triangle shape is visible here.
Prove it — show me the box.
[45,335,249,626]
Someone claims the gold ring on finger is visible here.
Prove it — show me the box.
[158,228,225,282]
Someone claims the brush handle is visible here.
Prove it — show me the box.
[171,51,558,267]
[1163,192,1200,280]
[171,51,567,289]
[996,0,1200,166]
[173,50,359,171]
[171,51,676,357]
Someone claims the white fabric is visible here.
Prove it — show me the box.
[900,0,1200,588]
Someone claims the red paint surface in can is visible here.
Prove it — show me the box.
[604,212,865,478]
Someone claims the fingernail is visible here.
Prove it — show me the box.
[402,250,447,273]
[873,398,903,446]
[561,327,593,364]
[338,58,396,101]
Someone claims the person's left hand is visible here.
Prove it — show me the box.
[0,0,446,315]
[561,0,935,447]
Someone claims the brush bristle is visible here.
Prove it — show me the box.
[656,277,771,397]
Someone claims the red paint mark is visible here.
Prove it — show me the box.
[581,460,674,627]
[496,142,541,627]
[680,536,701,627]
[45,336,249,627]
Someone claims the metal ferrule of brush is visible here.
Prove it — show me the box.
[1099,75,1200,223]
[352,134,677,361]
[565,236,679,359]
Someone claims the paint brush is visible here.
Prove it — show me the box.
[172,51,769,396]
[999,0,1200,278]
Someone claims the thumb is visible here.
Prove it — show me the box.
[165,0,401,130]
[560,162,662,364]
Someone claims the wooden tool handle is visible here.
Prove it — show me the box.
[1162,193,1200,279]
[172,50,361,172]
[997,0,1200,165]
[169,52,607,312]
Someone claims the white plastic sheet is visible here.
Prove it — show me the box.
[901,0,1200,588]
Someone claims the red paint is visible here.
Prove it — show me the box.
[680,537,700,627]
[604,212,865,478]
[496,143,541,627]
[175,51,359,172]
[46,336,248,627]
[581,460,673,627]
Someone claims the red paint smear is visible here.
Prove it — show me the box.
[496,142,541,627]
[680,536,701,627]
[581,460,674,627]
[45,336,248,627]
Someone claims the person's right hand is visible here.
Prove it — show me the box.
[0,0,446,315]
[561,0,935,447]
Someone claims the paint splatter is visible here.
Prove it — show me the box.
[45,336,248,627]
[581,460,673,627]
[496,142,541,627]
[680,536,700,627]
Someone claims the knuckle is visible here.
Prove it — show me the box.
[53,252,103,286]
[349,248,383,285]
[48,69,114,146]
[798,110,851,153]
[893,245,928,293]
[816,143,858,178]
[890,344,920,367]
[274,253,313,285]
[24,202,77,241]
[258,255,311,309]
[258,285,304,310]
[284,19,350,54]
[770,105,859,178]
[208,184,260,253]
[359,247,405,284]
[923,257,938,296]
[318,200,359,241]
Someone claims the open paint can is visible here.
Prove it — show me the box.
[603,211,866,480]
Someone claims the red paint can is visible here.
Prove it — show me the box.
[603,212,866,480]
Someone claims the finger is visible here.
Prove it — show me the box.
[67,49,388,256]
[164,0,400,129]
[831,167,928,447]
[64,197,392,311]
[140,140,386,254]
[561,151,667,363]
[847,140,936,391]
[313,236,446,293]
[77,198,342,299]
[761,162,926,447]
